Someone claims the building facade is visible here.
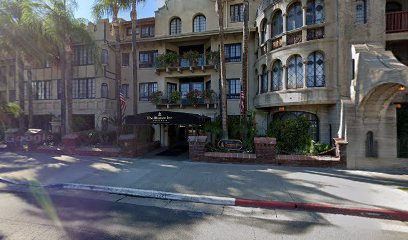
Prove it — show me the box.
[0,0,407,169]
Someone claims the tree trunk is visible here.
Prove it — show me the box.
[241,0,249,119]
[216,0,228,139]
[131,0,138,115]
[113,17,122,127]
[27,67,33,129]
[64,33,73,134]
[16,54,25,131]
[60,50,66,136]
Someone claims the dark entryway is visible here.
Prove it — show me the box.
[397,103,408,158]
[73,114,95,132]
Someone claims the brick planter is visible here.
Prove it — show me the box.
[188,136,207,161]
[254,137,277,162]
[62,133,81,155]
[119,134,160,157]
[334,138,348,166]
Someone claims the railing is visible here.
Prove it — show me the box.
[386,11,408,33]
[155,54,207,69]
[156,93,219,107]
[286,30,302,45]
[307,27,325,41]
[271,37,283,50]
[256,0,282,17]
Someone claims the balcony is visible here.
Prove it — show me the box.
[155,53,218,75]
[155,96,219,109]
[386,11,408,33]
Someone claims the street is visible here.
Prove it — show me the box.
[0,188,407,240]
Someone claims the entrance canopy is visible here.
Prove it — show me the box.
[125,111,210,125]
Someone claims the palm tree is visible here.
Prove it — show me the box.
[0,0,48,131]
[241,0,249,119]
[42,0,94,135]
[215,0,228,139]
[93,0,132,125]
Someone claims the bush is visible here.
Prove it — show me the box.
[267,117,312,154]
[308,141,334,155]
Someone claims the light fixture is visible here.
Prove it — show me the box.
[398,85,406,91]
[278,107,285,111]
[395,103,402,109]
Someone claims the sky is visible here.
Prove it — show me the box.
[74,0,166,22]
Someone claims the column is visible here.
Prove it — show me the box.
[282,65,287,91]
[303,60,308,89]
[282,13,287,46]
[302,6,307,42]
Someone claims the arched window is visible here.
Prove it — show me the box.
[386,2,402,13]
[101,83,108,98]
[271,10,283,38]
[306,52,325,87]
[306,0,325,25]
[170,17,182,35]
[261,65,268,93]
[260,20,267,44]
[271,60,283,91]
[287,55,303,89]
[356,0,367,24]
[193,15,206,32]
[287,2,303,31]
[273,111,319,141]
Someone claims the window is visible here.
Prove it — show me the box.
[122,53,130,66]
[306,0,325,25]
[225,43,241,62]
[307,52,325,87]
[271,10,283,38]
[271,60,283,91]
[73,45,94,66]
[206,80,211,90]
[227,79,240,99]
[101,83,108,98]
[141,25,155,38]
[273,111,319,141]
[230,4,244,22]
[167,83,177,97]
[101,49,108,65]
[139,82,158,101]
[287,55,304,89]
[139,51,158,68]
[170,18,181,35]
[9,65,15,78]
[261,65,268,93]
[73,78,96,99]
[9,90,16,102]
[260,20,267,44]
[121,84,129,98]
[0,66,5,80]
[193,15,206,32]
[287,2,303,31]
[32,80,52,100]
[127,27,140,36]
[180,82,204,102]
[356,0,367,24]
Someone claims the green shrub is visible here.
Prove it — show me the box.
[267,117,312,154]
[308,141,334,155]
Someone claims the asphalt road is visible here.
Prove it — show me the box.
[0,188,407,240]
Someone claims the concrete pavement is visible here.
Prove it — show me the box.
[0,151,407,217]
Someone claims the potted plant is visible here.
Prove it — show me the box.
[157,52,179,69]
[201,89,214,104]
[186,89,201,106]
[169,91,181,104]
[205,50,220,66]
[149,91,163,105]
[183,50,200,67]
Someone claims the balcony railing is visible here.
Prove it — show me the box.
[286,30,302,45]
[386,11,408,33]
[307,27,325,41]
[155,54,207,69]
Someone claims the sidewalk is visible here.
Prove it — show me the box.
[0,151,407,213]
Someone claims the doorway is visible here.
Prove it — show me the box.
[397,103,408,158]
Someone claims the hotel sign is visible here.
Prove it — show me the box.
[146,112,174,124]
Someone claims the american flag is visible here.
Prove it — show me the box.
[120,90,126,113]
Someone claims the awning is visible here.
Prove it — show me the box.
[125,111,211,125]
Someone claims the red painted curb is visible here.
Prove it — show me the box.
[235,199,408,221]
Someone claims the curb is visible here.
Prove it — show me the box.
[1,178,407,221]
